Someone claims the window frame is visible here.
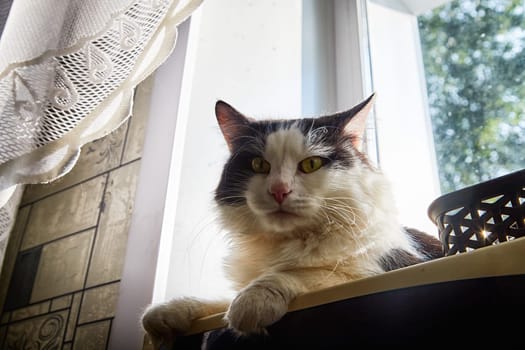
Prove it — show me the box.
[108,18,192,350]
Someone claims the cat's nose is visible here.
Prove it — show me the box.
[269,183,292,204]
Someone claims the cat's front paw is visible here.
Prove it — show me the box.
[226,285,289,334]
[141,299,194,349]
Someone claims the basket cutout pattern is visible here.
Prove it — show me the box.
[437,187,525,255]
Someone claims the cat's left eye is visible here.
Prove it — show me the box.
[251,157,271,174]
[299,156,324,174]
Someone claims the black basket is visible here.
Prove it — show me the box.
[428,169,525,255]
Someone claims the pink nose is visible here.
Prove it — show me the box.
[269,183,292,204]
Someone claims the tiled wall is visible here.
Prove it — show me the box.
[0,76,154,349]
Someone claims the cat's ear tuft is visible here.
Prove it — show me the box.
[342,93,376,150]
[215,100,251,152]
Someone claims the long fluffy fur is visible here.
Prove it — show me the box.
[219,161,417,291]
[141,96,443,348]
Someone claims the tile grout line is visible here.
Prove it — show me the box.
[79,279,122,294]
[62,295,75,346]
[0,304,70,328]
[0,278,123,327]
[77,315,115,328]
[70,171,111,347]
[119,111,133,166]
[82,172,110,291]
[19,157,142,207]
[14,202,33,257]
[68,292,83,346]
[105,318,114,350]
[18,226,98,255]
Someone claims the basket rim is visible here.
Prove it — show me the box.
[427,168,525,224]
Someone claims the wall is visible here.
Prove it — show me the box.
[0,75,154,349]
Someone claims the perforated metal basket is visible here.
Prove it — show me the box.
[428,169,525,255]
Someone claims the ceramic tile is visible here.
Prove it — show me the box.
[86,161,141,287]
[31,230,94,303]
[3,310,67,349]
[66,292,82,342]
[51,294,73,311]
[1,312,10,324]
[22,176,106,250]
[21,123,127,205]
[78,282,119,324]
[3,246,42,311]
[121,74,155,163]
[0,206,30,313]
[11,301,50,321]
[73,320,110,350]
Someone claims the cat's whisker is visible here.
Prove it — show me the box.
[319,200,364,224]
[175,213,225,290]
[184,213,222,253]
[316,207,335,227]
[318,206,354,229]
[319,205,370,238]
[320,197,371,226]
[216,195,246,203]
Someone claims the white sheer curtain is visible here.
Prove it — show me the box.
[0,0,203,270]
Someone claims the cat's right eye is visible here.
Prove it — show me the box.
[251,157,271,174]
[299,156,325,174]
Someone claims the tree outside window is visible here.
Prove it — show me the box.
[418,0,525,194]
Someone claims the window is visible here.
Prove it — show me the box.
[418,0,525,193]
[367,0,525,230]
[113,2,525,346]
[142,0,525,304]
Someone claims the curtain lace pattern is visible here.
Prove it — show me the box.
[0,0,203,270]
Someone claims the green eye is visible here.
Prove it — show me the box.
[251,157,271,174]
[299,156,324,173]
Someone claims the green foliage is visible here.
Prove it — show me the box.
[418,0,525,193]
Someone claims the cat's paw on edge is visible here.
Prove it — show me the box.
[141,302,193,349]
[225,285,288,334]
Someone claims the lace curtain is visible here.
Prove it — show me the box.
[0,0,203,270]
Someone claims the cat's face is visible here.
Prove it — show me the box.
[215,95,375,235]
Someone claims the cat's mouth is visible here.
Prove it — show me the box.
[268,209,301,220]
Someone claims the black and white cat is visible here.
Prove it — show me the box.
[141,94,443,348]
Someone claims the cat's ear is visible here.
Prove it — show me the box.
[341,93,375,150]
[215,100,252,151]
